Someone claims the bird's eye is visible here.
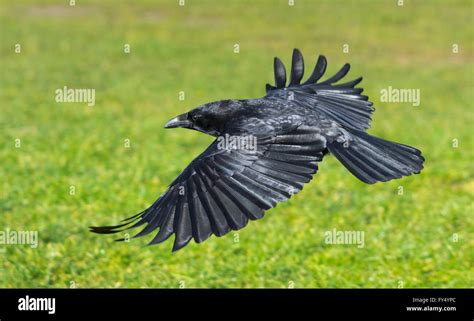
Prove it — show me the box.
[191,114,199,122]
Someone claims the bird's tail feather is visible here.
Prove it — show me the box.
[327,128,424,184]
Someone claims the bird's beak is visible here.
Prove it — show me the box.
[164,113,192,129]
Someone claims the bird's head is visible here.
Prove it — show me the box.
[164,100,241,136]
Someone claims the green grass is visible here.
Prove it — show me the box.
[0,0,472,288]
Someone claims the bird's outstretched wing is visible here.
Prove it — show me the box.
[265,49,375,131]
[90,125,326,251]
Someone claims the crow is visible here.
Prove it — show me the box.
[90,49,424,252]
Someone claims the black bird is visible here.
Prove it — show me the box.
[91,49,424,251]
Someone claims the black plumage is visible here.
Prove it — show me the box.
[91,49,424,251]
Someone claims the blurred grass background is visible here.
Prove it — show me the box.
[0,0,472,288]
